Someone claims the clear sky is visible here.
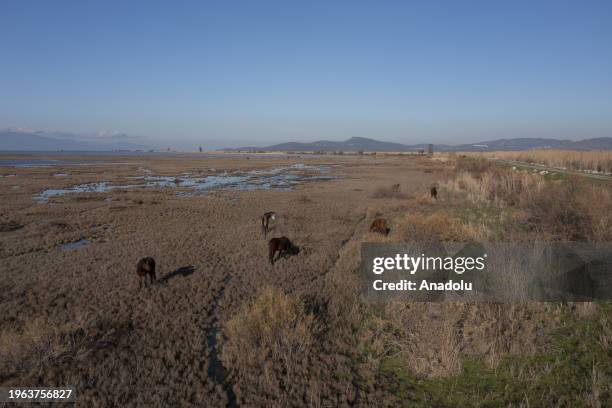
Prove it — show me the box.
[1,0,611,148]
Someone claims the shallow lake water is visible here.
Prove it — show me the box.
[35,164,335,202]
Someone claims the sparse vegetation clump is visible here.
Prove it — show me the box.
[0,315,131,382]
[296,194,312,203]
[454,156,494,175]
[371,184,410,199]
[396,212,467,242]
[447,158,612,240]
[221,287,318,405]
[0,317,62,377]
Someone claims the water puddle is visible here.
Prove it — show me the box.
[61,239,90,250]
[175,191,194,198]
[35,182,142,202]
[35,164,335,202]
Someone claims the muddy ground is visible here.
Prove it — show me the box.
[0,153,442,406]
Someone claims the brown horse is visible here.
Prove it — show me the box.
[390,183,400,192]
[370,218,390,235]
[136,257,156,288]
[261,211,276,237]
[268,236,299,265]
[430,186,438,200]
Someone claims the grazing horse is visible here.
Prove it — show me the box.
[370,218,390,235]
[268,236,299,265]
[430,186,438,200]
[136,257,156,288]
[391,184,400,192]
[261,211,276,236]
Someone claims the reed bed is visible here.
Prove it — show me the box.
[474,150,612,174]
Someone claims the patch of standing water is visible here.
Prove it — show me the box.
[61,239,90,250]
[35,182,142,202]
[34,164,335,202]
[175,191,194,197]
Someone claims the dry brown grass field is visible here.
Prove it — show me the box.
[0,153,610,407]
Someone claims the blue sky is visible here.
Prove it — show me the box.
[1,0,611,148]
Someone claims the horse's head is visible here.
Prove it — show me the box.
[289,242,300,255]
[143,258,155,271]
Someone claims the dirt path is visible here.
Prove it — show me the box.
[204,274,237,407]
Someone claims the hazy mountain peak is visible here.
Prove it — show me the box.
[0,128,149,151]
[235,136,612,152]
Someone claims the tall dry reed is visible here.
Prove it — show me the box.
[477,150,612,174]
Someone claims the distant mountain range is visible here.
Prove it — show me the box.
[236,136,612,152]
[0,129,148,151]
[2,129,611,152]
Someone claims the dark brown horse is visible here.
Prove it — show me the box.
[430,186,438,200]
[370,218,390,235]
[268,236,299,265]
[261,211,276,236]
[136,257,156,288]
